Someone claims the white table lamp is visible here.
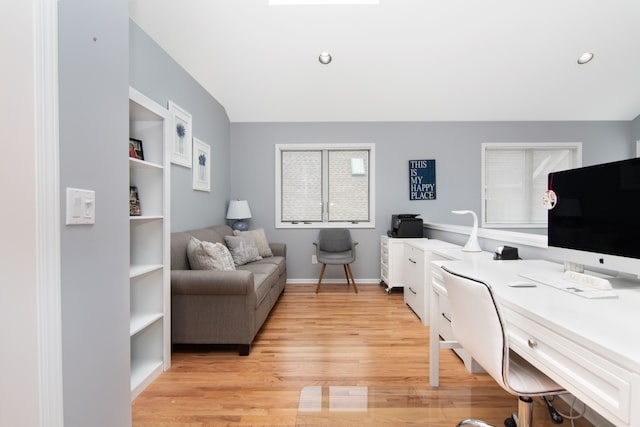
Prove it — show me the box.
[451,210,482,252]
[227,200,252,231]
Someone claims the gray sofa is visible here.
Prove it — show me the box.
[170,225,286,355]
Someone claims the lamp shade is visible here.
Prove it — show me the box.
[227,200,252,220]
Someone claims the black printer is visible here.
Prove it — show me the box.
[387,214,423,238]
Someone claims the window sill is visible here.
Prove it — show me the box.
[276,221,375,229]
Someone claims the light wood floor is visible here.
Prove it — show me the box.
[132,283,594,426]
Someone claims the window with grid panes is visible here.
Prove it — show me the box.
[482,143,581,228]
[276,144,375,228]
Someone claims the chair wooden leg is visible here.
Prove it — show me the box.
[315,264,327,293]
[346,264,358,293]
[343,265,351,287]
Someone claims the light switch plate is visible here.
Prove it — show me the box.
[66,188,96,225]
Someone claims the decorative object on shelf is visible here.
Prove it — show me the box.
[451,210,482,252]
[227,200,252,231]
[409,159,436,200]
[129,137,144,160]
[168,101,193,168]
[192,138,211,192]
[129,186,141,216]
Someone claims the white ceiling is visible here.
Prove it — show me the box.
[129,0,640,123]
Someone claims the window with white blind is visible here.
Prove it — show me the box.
[482,143,582,228]
[275,143,375,228]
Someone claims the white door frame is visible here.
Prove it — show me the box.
[35,0,64,425]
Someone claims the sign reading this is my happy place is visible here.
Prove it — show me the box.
[409,159,436,200]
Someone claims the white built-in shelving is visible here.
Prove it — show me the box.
[128,87,171,400]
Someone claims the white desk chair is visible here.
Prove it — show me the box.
[441,267,565,427]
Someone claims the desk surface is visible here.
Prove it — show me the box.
[440,259,640,372]
[436,258,640,426]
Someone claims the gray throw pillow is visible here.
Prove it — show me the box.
[232,228,274,258]
[224,235,263,266]
[187,237,236,271]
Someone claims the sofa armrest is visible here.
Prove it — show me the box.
[269,242,287,258]
[171,269,254,296]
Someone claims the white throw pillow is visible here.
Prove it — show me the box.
[224,235,263,266]
[187,237,236,271]
[233,228,274,258]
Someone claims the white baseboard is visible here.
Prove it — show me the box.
[287,278,383,285]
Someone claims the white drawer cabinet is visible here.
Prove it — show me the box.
[380,235,390,287]
[380,235,422,294]
[380,236,461,325]
[380,238,460,325]
[403,245,425,320]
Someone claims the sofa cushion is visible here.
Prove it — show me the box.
[189,227,226,245]
[238,263,279,306]
[171,226,233,271]
[233,228,274,258]
[248,256,286,277]
[224,235,263,266]
[187,237,236,271]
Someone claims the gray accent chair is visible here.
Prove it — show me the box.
[313,229,358,294]
[170,225,286,355]
[441,267,564,427]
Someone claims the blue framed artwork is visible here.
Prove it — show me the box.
[409,159,436,200]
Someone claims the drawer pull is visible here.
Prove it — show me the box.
[408,287,417,295]
[408,258,417,264]
[528,339,538,349]
[441,313,451,323]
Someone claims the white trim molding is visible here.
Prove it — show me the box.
[287,278,382,285]
[425,222,548,249]
[34,0,64,425]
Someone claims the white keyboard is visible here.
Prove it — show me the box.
[519,272,618,299]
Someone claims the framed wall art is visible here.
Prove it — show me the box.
[168,101,192,167]
[409,159,436,200]
[192,138,211,192]
[128,138,144,161]
[129,186,141,216]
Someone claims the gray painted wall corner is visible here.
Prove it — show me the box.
[58,0,131,426]
[129,20,232,232]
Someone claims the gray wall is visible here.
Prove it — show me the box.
[632,114,640,152]
[230,121,632,281]
[129,21,231,231]
[58,0,131,426]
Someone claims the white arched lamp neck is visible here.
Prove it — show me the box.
[451,210,482,252]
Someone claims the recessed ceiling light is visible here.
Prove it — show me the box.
[577,52,594,65]
[319,52,332,64]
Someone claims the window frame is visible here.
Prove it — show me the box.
[275,143,376,229]
[481,142,582,229]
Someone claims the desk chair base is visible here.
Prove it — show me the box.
[457,396,534,427]
[315,263,358,294]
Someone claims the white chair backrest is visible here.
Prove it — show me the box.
[441,267,508,389]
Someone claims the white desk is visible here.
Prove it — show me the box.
[429,258,640,427]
